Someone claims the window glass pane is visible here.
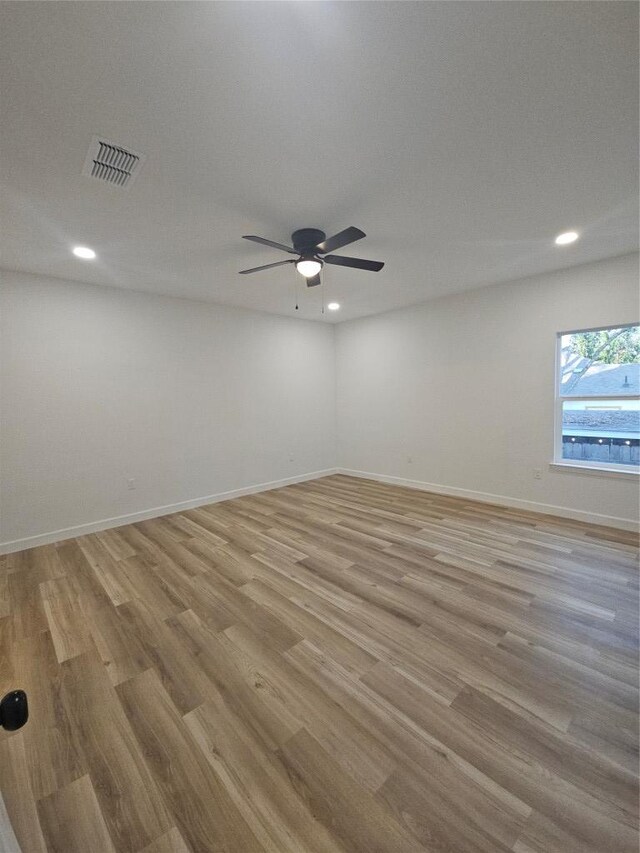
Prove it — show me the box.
[562,399,640,466]
[560,325,640,397]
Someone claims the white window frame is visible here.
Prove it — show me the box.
[553,322,640,477]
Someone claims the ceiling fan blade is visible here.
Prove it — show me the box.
[323,254,384,272]
[315,227,366,254]
[243,235,297,254]
[239,260,295,274]
[306,273,321,288]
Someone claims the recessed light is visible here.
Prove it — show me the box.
[327,302,340,311]
[554,231,579,246]
[72,246,96,259]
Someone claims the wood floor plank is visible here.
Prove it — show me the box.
[241,577,378,676]
[0,566,10,621]
[0,734,48,853]
[37,774,116,853]
[76,534,133,607]
[513,809,615,853]
[184,698,343,853]
[40,575,91,663]
[362,660,638,851]
[136,827,191,853]
[171,608,302,750]
[222,623,396,792]
[286,639,531,851]
[7,564,48,641]
[55,539,112,616]
[95,528,138,562]
[59,649,173,851]
[277,727,424,853]
[0,474,636,852]
[89,602,154,686]
[116,555,188,621]
[115,599,211,715]
[377,767,516,852]
[451,684,638,824]
[195,569,303,653]
[116,668,263,853]
[5,630,85,800]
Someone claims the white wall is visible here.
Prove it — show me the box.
[0,271,336,549]
[336,253,640,529]
[2,255,638,552]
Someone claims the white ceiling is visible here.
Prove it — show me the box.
[1,1,638,322]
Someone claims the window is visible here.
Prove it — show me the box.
[555,324,639,473]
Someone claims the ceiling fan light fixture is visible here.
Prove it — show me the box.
[296,257,322,278]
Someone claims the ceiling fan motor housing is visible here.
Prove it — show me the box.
[291,228,326,254]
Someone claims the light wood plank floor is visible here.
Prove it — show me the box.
[1,474,638,852]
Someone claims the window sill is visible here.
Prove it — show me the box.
[550,462,639,479]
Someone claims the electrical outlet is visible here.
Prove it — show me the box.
[533,468,542,480]
[127,478,136,490]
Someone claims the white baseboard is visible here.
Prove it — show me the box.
[337,468,639,533]
[0,468,338,555]
[3,465,636,553]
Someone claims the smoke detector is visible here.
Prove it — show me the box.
[82,136,145,189]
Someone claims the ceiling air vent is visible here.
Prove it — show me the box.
[81,136,145,189]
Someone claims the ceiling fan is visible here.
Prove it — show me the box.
[239,227,384,287]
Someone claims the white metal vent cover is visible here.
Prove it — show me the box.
[81,136,146,189]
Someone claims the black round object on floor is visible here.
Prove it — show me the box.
[0,690,28,730]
